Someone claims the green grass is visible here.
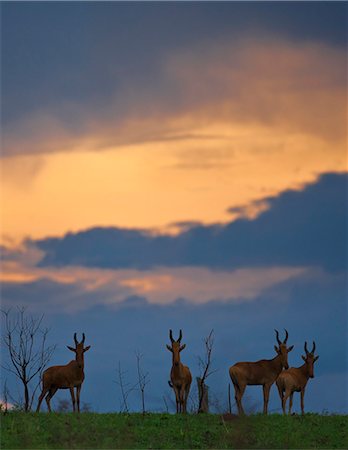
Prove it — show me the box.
[1,412,347,449]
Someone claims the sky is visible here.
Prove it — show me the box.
[0,2,347,414]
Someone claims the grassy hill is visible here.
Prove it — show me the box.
[1,412,347,449]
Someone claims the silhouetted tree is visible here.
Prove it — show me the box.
[114,361,137,413]
[1,307,55,411]
[197,329,216,413]
[135,351,149,414]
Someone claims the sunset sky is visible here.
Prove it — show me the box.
[1,2,347,414]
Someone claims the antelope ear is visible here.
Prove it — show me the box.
[83,345,91,353]
[314,355,319,362]
[287,345,294,353]
[179,344,186,352]
[166,344,173,352]
[302,355,306,362]
[274,345,279,354]
[67,346,76,352]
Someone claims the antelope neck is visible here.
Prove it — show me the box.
[75,353,85,369]
[172,355,183,375]
[271,353,284,373]
[300,363,311,378]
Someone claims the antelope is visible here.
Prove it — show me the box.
[276,341,319,415]
[229,329,294,415]
[166,329,192,413]
[36,333,91,413]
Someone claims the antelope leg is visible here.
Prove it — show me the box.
[263,383,272,414]
[70,387,76,412]
[235,383,246,415]
[36,387,49,412]
[289,393,294,415]
[76,385,82,413]
[300,389,305,415]
[46,387,58,413]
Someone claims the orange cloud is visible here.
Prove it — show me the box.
[1,37,346,242]
[116,266,307,305]
[1,125,345,242]
[0,243,308,311]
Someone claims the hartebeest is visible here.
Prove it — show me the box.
[229,329,294,415]
[36,333,91,412]
[276,341,319,415]
[166,329,192,413]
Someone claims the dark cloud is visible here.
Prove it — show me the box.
[1,267,346,413]
[2,2,346,133]
[35,173,347,272]
[0,276,145,315]
[1,279,86,312]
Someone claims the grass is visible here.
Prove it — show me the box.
[1,412,347,449]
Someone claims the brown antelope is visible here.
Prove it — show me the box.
[36,333,91,413]
[166,329,192,413]
[229,329,294,415]
[276,341,319,415]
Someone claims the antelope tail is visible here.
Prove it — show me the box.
[168,381,173,388]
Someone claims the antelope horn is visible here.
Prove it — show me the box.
[74,333,78,345]
[274,329,281,346]
[283,329,289,344]
[169,329,174,343]
[304,341,309,354]
[312,341,316,354]
[178,329,183,342]
[82,333,85,344]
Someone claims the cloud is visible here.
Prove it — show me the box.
[2,34,346,157]
[2,35,345,241]
[165,39,346,141]
[3,123,345,242]
[3,3,346,123]
[0,249,307,310]
[2,32,346,242]
[1,265,346,413]
[33,173,347,272]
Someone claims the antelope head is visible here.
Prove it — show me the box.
[166,329,186,367]
[274,329,294,370]
[67,333,91,368]
[302,341,319,378]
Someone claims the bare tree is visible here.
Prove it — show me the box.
[135,351,149,414]
[114,361,137,413]
[197,329,216,413]
[1,307,56,411]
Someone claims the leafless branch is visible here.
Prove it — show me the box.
[135,351,149,414]
[197,329,217,413]
[114,361,137,413]
[1,307,56,411]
